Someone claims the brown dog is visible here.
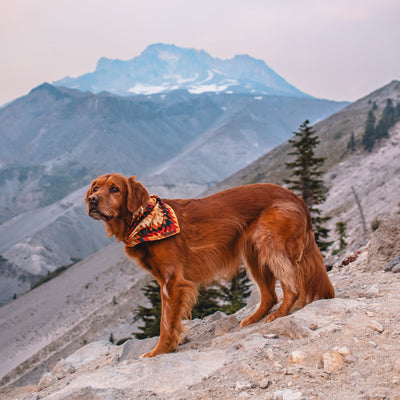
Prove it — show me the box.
[86,173,334,357]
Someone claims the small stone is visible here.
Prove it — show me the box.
[369,340,377,347]
[264,333,279,339]
[343,355,357,364]
[290,350,306,363]
[38,372,57,391]
[235,381,256,391]
[383,255,400,272]
[333,346,351,356]
[259,378,272,389]
[393,359,400,373]
[309,323,318,331]
[214,315,238,336]
[273,389,303,400]
[266,348,275,360]
[52,359,76,379]
[321,351,343,373]
[369,320,384,333]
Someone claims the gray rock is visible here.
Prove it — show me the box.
[383,255,400,272]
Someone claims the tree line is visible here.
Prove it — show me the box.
[362,99,400,152]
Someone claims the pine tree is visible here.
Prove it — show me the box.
[134,280,162,339]
[284,120,332,252]
[362,108,376,151]
[375,99,395,140]
[347,132,356,152]
[191,285,224,319]
[221,267,252,315]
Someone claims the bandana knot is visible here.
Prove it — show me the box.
[124,195,180,247]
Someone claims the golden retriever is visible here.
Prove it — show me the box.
[86,173,334,357]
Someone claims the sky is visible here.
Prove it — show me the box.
[0,0,399,106]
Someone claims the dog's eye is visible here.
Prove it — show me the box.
[110,187,119,193]
[93,186,99,192]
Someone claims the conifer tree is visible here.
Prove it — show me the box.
[221,267,252,315]
[375,98,395,140]
[362,108,376,152]
[191,285,223,319]
[134,280,162,339]
[284,120,332,252]
[347,132,356,152]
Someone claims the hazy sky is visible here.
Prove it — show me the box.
[1,0,399,105]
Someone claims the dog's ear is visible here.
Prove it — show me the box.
[126,176,150,213]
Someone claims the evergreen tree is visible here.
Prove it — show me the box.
[347,132,356,152]
[331,221,348,255]
[191,285,224,319]
[375,99,395,140]
[221,267,252,315]
[284,120,332,252]
[134,280,162,339]
[362,108,376,152]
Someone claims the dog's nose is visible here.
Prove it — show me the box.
[88,194,99,204]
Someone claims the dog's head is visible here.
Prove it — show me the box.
[85,173,150,223]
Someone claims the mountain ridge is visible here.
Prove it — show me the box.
[54,43,311,98]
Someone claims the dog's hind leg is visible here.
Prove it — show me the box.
[240,245,278,327]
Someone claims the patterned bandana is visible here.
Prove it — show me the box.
[124,195,180,248]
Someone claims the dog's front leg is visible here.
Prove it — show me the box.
[140,270,196,358]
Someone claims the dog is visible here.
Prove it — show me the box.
[86,173,334,357]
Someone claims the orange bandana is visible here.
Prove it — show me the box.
[124,196,180,248]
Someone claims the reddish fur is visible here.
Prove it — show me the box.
[86,173,334,357]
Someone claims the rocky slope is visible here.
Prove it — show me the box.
[209,81,400,250]
[1,220,400,399]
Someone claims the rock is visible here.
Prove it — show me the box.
[64,341,119,373]
[52,359,76,379]
[369,320,384,333]
[290,351,306,363]
[273,389,304,400]
[37,372,57,391]
[321,351,343,373]
[119,337,159,361]
[394,359,400,373]
[266,317,309,339]
[383,255,400,272]
[259,377,272,389]
[368,215,400,271]
[214,315,238,335]
[333,346,351,356]
[235,381,256,391]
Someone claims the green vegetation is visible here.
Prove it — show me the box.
[134,268,252,339]
[332,221,348,255]
[284,120,332,252]
[362,99,400,152]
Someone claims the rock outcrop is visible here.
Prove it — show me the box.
[2,246,400,400]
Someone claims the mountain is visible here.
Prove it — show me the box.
[54,43,310,98]
[208,80,400,248]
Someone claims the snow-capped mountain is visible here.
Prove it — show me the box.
[54,43,310,98]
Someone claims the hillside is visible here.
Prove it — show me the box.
[210,80,400,248]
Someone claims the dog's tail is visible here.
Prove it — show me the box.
[299,228,335,303]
